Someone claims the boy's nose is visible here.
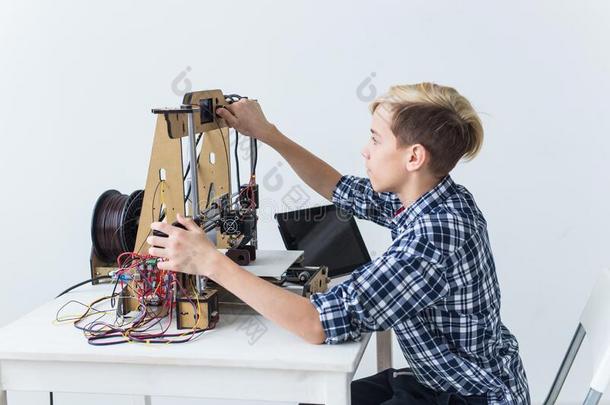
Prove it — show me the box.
[361,147,370,160]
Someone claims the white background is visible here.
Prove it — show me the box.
[1,1,609,404]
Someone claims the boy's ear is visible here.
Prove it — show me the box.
[404,144,428,172]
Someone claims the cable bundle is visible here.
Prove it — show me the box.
[56,253,217,345]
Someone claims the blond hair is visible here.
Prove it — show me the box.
[370,83,483,176]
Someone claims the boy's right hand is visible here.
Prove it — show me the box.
[216,99,277,144]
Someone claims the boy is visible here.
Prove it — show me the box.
[147,83,531,404]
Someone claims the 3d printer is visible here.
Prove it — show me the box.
[85,90,328,343]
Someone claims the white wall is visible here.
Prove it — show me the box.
[1,1,609,404]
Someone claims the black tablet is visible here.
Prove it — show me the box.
[274,204,371,278]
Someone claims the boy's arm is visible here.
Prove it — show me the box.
[208,253,327,345]
[216,100,402,223]
[211,234,449,346]
[216,100,341,201]
[150,216,447,346]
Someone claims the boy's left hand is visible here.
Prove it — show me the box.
[147,213,220,276]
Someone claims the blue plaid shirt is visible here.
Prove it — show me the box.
[310,175,530,404]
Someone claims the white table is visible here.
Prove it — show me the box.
[0,283,371,405]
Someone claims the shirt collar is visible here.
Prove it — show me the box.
[391,175,456,230]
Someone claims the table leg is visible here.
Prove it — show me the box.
[376,330,392,372]
[0,390,7,405]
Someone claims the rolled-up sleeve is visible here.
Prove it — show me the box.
[310,234,450,344]
[310,279,365,343]
[331,175,402,229]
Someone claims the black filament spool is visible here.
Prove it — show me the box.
[91,189,144,263]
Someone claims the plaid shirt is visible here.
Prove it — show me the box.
[310,175,530,404]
